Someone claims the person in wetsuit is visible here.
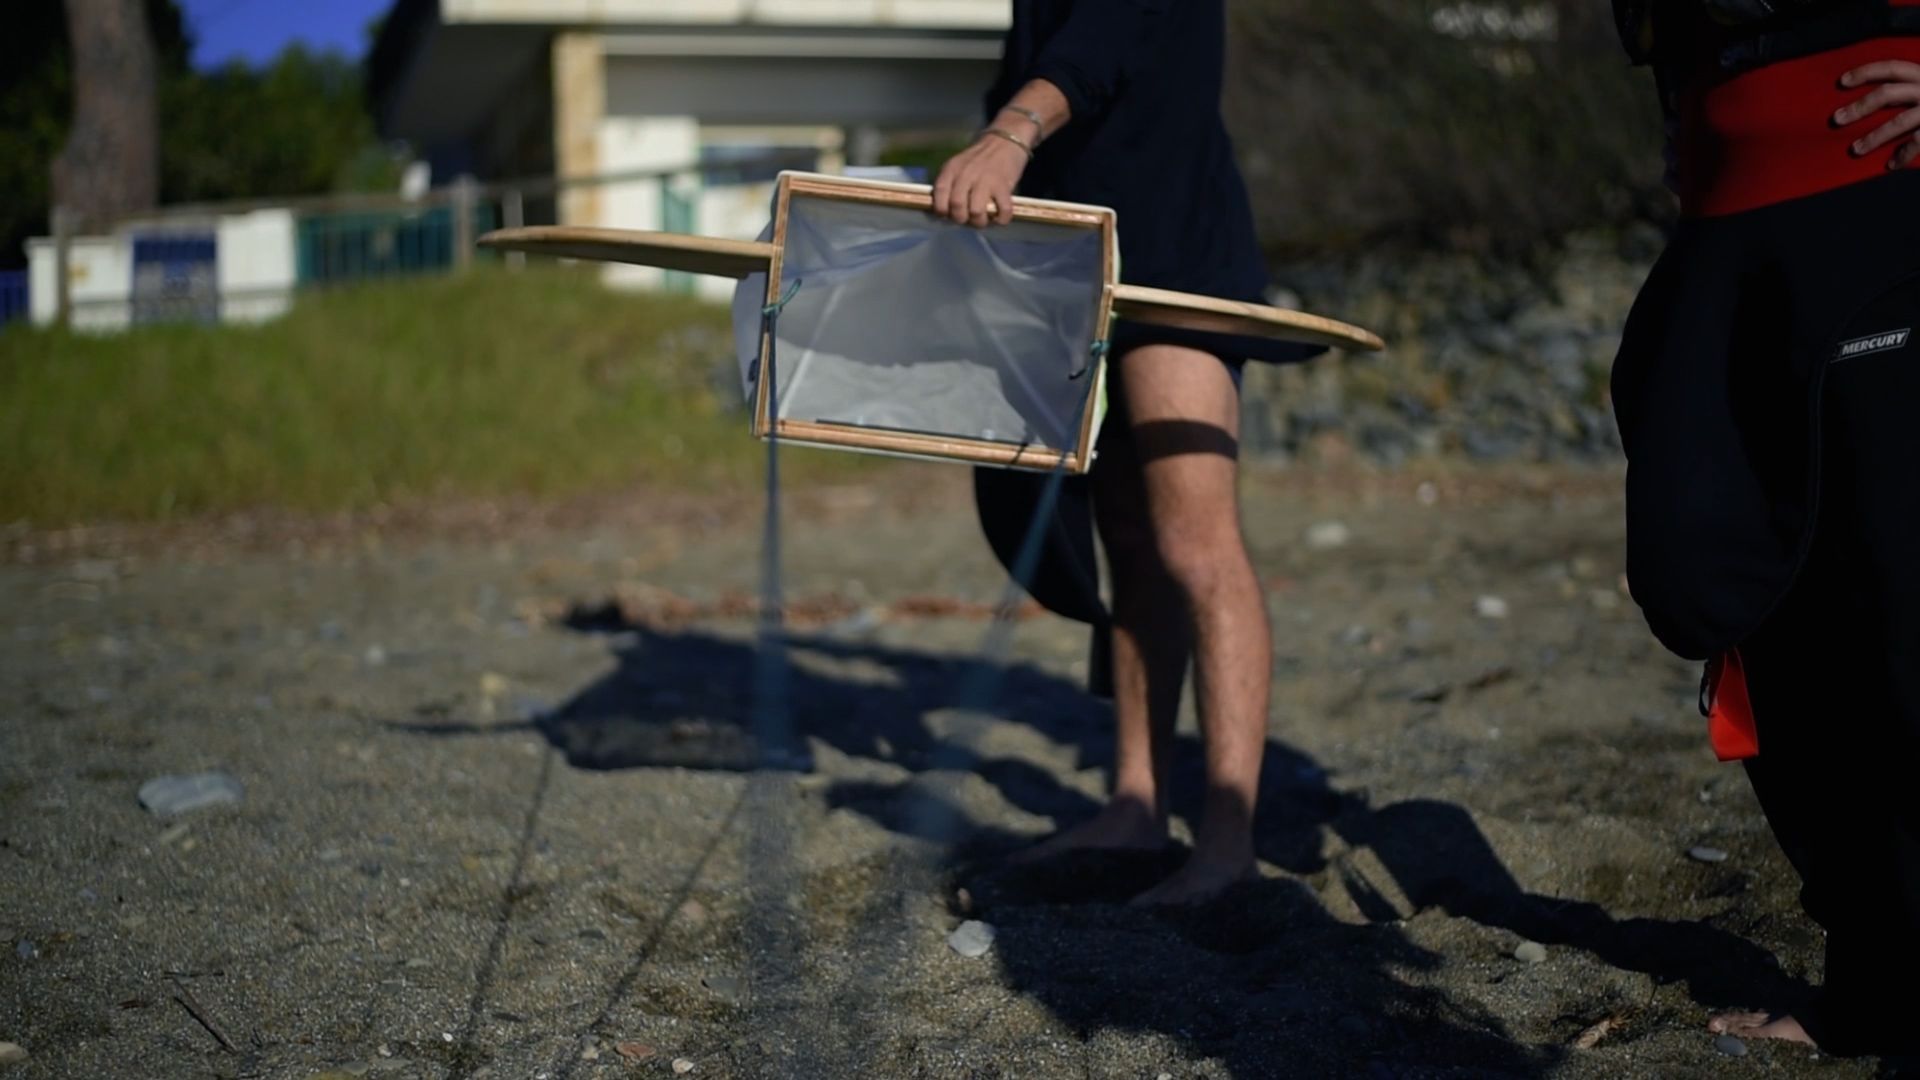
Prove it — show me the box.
[935,0,1320,906]
[1613,0,1920,1055]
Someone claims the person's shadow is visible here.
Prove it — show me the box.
[419,611,1807,1078]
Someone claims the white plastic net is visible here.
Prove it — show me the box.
[731,186,1107,459]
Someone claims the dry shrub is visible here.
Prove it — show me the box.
[1225,0,1669,257]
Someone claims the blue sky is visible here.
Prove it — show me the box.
[177,0,396,68]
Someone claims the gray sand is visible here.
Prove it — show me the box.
[0,465,1864,1078]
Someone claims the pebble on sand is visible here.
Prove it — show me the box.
[1305,521,1352,551]
[1475,595,1511,620]
[0,1042,25,1066]
[138,772,244,817]
[1688,846,1730,864]
[947,920,996,959]
[1513,941,1548,964]
[1714,1034,1749,1058]
[672,1058,696,1074]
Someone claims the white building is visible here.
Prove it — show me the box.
[25,210,297,332]
[370,0,1008,291]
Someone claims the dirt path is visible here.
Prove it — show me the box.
[0,463,1860,1078]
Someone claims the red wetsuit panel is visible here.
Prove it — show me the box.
[1708,649,1761,762]
[1677,19,1920,217]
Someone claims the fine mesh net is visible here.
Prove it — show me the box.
[732,190,1106,457]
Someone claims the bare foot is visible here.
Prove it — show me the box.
[1006,798,1167,866]
[1709,1011,1816,1046]
[1129,849,1258,907]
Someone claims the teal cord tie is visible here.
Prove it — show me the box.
[749,278,803,387]
[1070,337,1109,381]
[762,278,803,319]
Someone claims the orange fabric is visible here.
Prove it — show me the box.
[1708,649,1762,761]
[1678,30,1920,217]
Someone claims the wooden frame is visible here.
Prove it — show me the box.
[476,172,1384,477]
[752,171,1117,474]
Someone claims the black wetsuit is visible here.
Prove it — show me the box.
[1613,3,1920,1054]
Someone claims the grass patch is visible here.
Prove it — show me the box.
[0,265,875,525]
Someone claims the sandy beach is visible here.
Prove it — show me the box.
[0,462,1868,1078]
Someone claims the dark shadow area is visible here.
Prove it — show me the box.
[395,618,1814,1076]
[1126,418,1243,462]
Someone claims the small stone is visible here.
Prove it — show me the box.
[14,940,36,961]
[672,1059,695,1075]
[138,772,243,816]
[0,1043,25,1065]
[1158,1074,1174,1080]
[1416,481,1440,506]
[479,672,509,698]
[364,645,387,667]
[826,608,883,636]
[613,1042,653,1062]
[948,920,996,958]
[1689,846,1730,864]
[702,975,744,1004]
[378,1045,392,1058]
[1305,521,1352,551]
[1714,1034,1749,1058]
[157,823,191,846]
[1513,941,1547,964]
[78,888,98,903]
[1339,625,1372,648]
[580,1046,600,1061]
[1475,595,1510,620]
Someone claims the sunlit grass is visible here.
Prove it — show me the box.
[0,264,872,525]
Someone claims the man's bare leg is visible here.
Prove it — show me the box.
[1116,345,1269,906]
[1007,344,1271,903]
[1007,363,1191,863]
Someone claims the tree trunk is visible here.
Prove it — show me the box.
[53,0,160,227]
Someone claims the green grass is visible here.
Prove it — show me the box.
[0,264,869,525]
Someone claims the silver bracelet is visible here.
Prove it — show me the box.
[999,104,1046,140]
[979,126,1035,159]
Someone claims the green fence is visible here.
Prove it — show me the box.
[296,203,499,286]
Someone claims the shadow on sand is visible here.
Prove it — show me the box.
[396,617,1811,1077]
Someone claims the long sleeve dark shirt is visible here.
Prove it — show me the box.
[985,0,1270,305]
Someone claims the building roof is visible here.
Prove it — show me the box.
[370,0,1008,151]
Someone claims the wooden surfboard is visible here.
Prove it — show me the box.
[1110,284,1384,352]
[476,229,1384,352]
[477,226,776,280]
